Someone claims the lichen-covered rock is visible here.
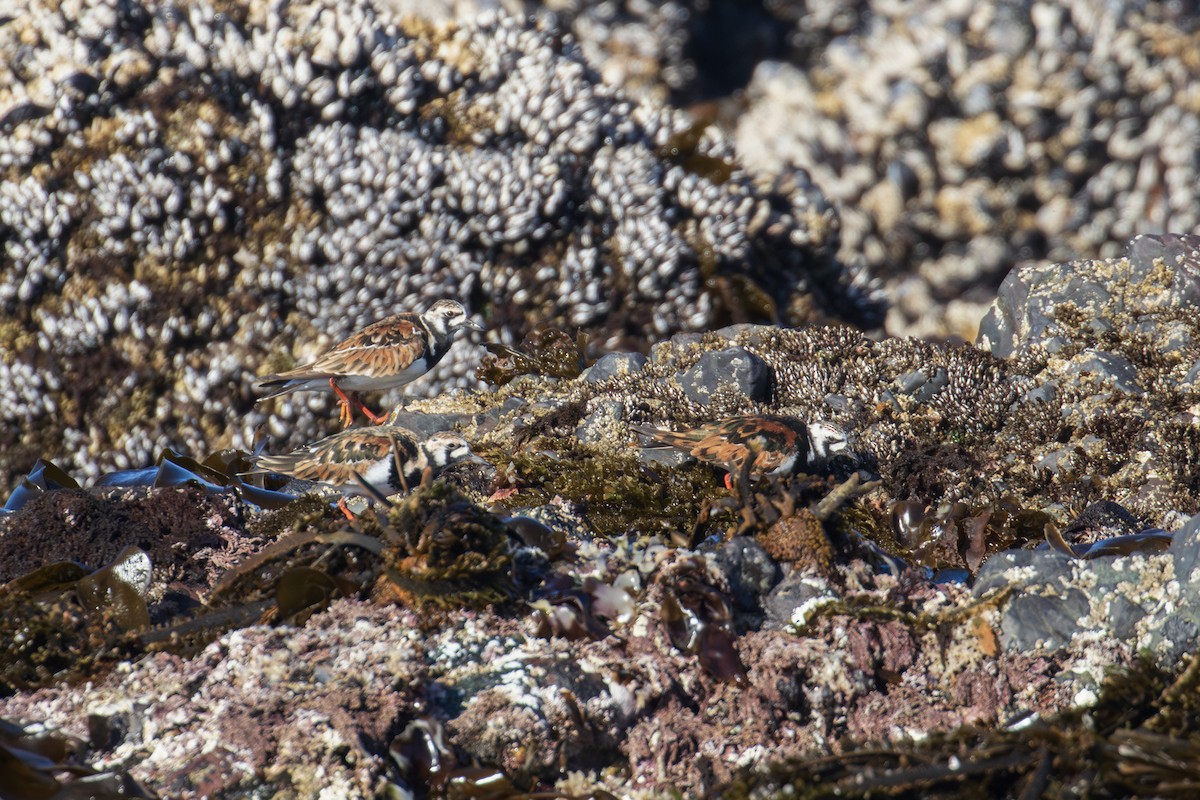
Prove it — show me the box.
[979,233,1200,359]
[0,0,880,490]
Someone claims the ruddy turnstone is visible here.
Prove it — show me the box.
[257,300,484,427]
[630,415,849,487]
[246,426,484,518]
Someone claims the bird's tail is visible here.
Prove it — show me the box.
[629,423,684,448]
[255,378,296,401]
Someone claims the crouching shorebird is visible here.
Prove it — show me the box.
[245,426,485,518]
[630,414,850,488]
[257,300,484,427]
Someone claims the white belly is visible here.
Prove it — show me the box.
[344,457,397,498]
[336,358,430,393]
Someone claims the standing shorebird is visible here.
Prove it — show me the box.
[245,425,485,518]
[630,415,849,487]
[257,300,484,427]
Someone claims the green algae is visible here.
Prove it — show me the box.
[488,436,731,539]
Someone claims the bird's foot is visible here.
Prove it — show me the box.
[329,378,358,428]
[358,401,389,425]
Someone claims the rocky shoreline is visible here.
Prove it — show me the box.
[3,0,1200,796]
[3,234,1200,796]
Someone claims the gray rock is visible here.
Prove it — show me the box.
[1000,590,1091,651]
[977,260,1115,358]
[1125,234,1200,303]
[712,323,776,341]
[1034,446,1077,477]
[1066,349,1144,395]
[387,410,477,437]
[585,352,647,383]
[1169,511,1200,585]
[1158,616,1200,662]
[1142,320,1193,355]
[763,570,832,630]
[893,367,949,403]
[823,393,864,414]
[714,537,781,628]
[976,549,1099,651]
[1017,381,1057,407]
[677,347,772,405]
[979,233,1200,359]
[1184,360,1200,388]
[1109,595,1148,640]
[576,400,626,445]
[974,549,1070,597]
[635,445,692,471]
[975,526,1200,661]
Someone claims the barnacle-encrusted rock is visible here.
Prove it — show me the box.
[677,345,772,405]
[733,0,1200,340]
[979,233,1200,360]
[974,511,1196,661]
[0,0,878,490]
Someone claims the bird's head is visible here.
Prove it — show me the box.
[422,300,485,338]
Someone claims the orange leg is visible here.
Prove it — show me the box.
[329,378,357,428]
[327,378,388,426]
[337,496,356,519]
[354,396,388,425]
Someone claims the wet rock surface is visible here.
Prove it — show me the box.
[3,236,1200,797]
